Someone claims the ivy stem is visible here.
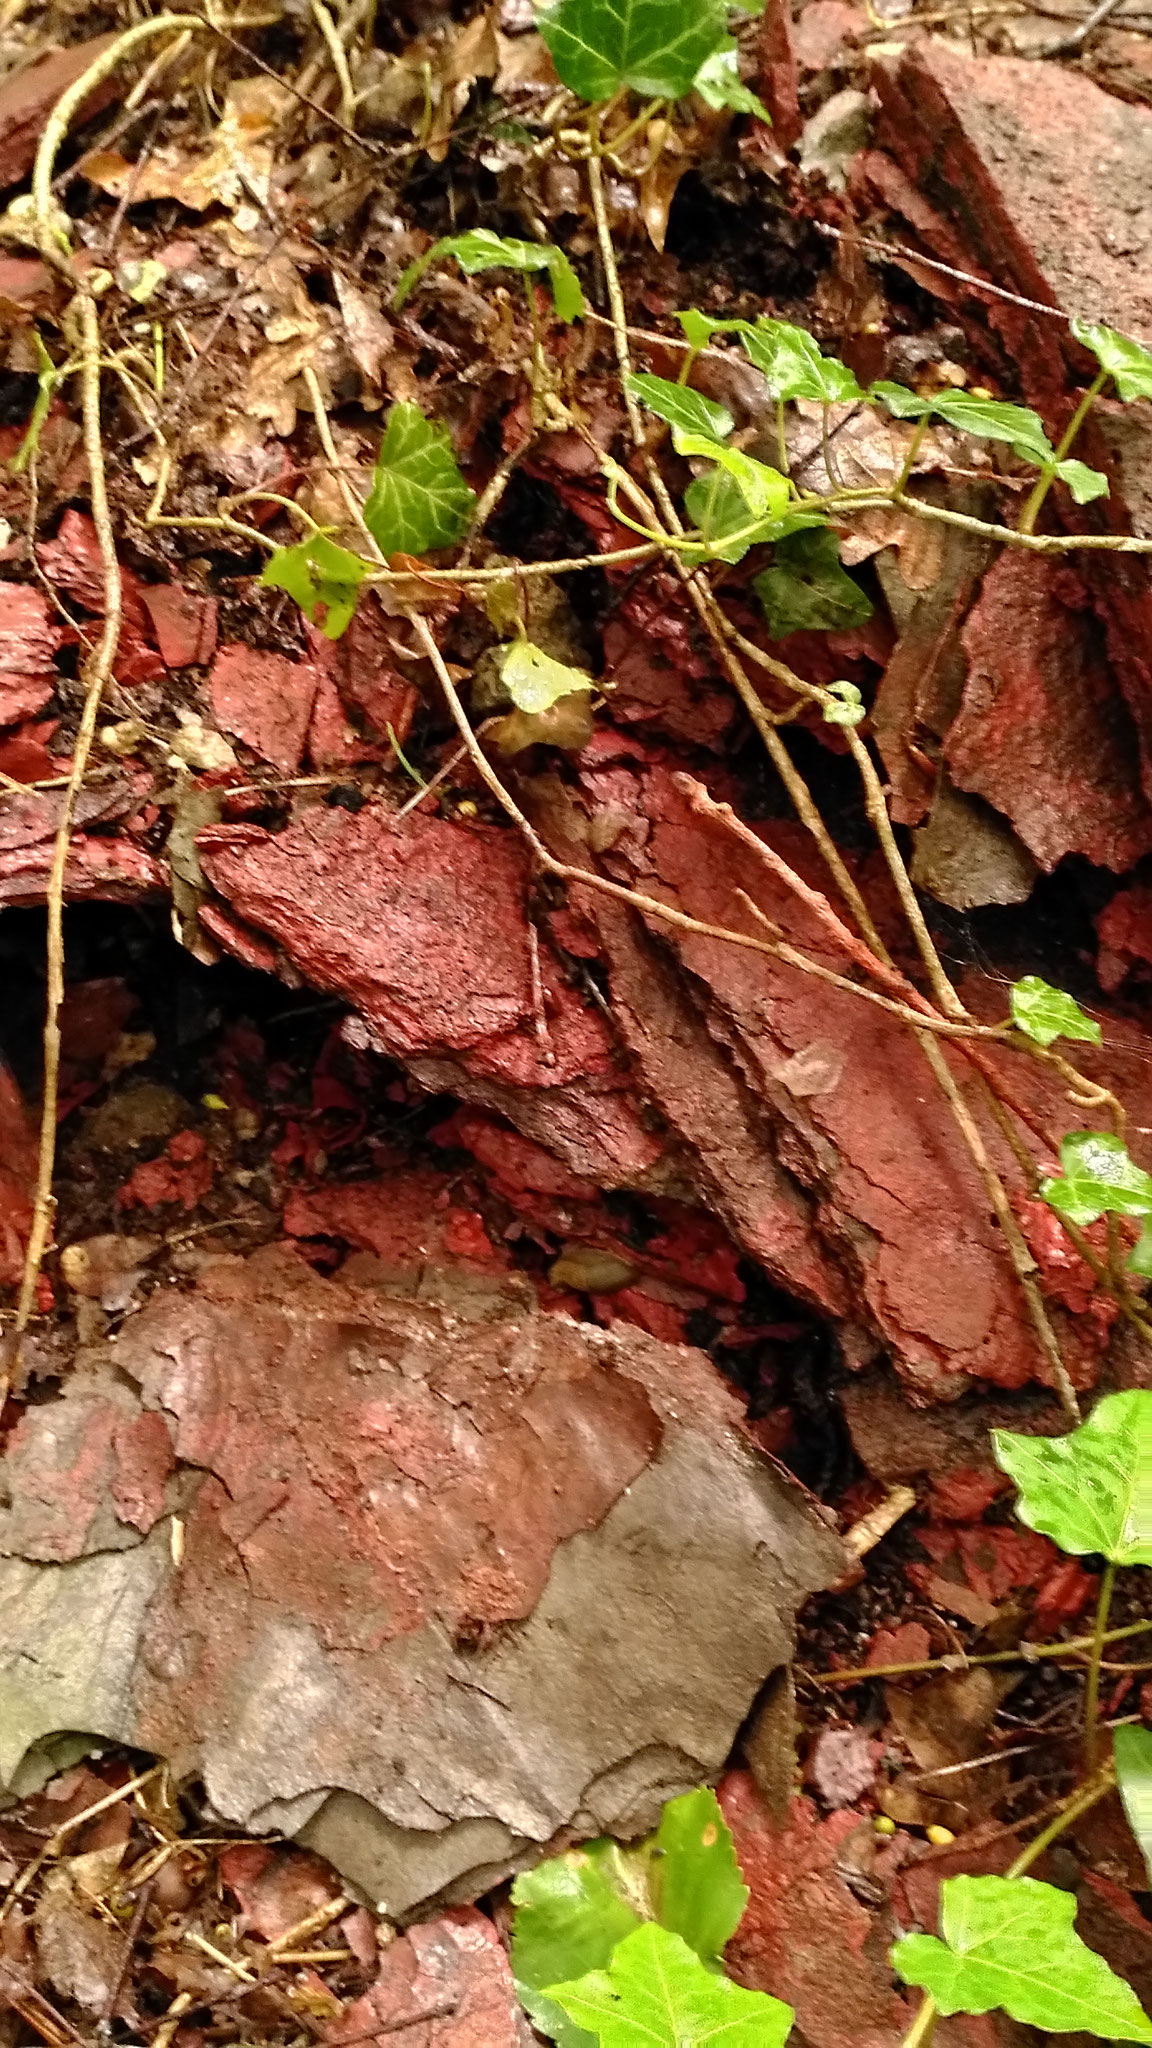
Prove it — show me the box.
[894,414,931,494]
[900,1997,938,2047]
[1083,1560,1117,1773]
[1017,369,1106,534]
[1006,1763,1115,1877]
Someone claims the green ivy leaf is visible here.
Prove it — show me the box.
[869,379,932,421]
[753,528,873,637]
[625,370,734,441]
[738,318,864,404]
[1071,317,1152,404]
[673,430,790,520]
[536,0,729,101]
[1039,1130,1152,1228]
[547,1923,795,2047]
[992,1389,1152,1566]
[893,1876,1152,2040]
[683,468,822,562]
[1116,1726,1152,1885]
[1054,457,1109,505]
[363,402,476,559]
[1009,976,1102,1049]
[675,308,746,351]
[651,1787,748,1960]
[1130,1220,1152,1279]
[927,391,1055,466]
[822,678,865,727]
[259,532,369,639]
[501,639,594,713]
[513,1847,647,2048]
[394,229,584,322]
[692,40,772,120]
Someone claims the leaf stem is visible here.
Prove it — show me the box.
[1017,370,1106,535]
[1005,1763,1115,1877]
[800,1618,1152,1688]
[901,1995,938,2046]
[1083,1560,1117,1774]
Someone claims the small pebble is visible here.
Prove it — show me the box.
[873,1815,897,1836]
[926,1825,955,1846]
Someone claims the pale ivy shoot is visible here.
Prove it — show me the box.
[822,679,865,727]
[394,230,584,323]
[1009,976,1102,1048]
[500,641,594,714]
[692,41,772,121]
[672,429,790,518]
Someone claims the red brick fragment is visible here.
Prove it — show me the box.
[326,1907,524,2048]
[208,644,320,775]
[119,1132,213,1211]
[141,586,218,669]
[0,36,118,188]
[0,1061,35,1287]
[1097,885,1152,992]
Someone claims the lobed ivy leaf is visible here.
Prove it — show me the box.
[692,40,772,120]
[1039,1130,1152,1228]
[1116,1726,1152,1886]
[675,308,746,351]
[259,532,369,639]
[753,528,873,637]
[1054,457,1109,505]
[992,1388,1152,1566]
[363,402,476,559]
[501,639,594,714]
[738,317,865,404]
[892,1876,1152,2039]
[546,1923,795,2047]
[868,379,931,421]
[651,1786,748,1960]
[536,0,729,101]
[673,429,790,520]
[394,229,584,323]
[1071,317,1152,403]
[1009,976,1102,1049]
[683,467,823,562]
[625,370,734,441]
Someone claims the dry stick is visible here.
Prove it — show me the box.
[801,1617,1152,1687]
[13,15,209,1341]
[1,1765,162,1923]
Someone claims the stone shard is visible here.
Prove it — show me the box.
[0,1245,846,1918]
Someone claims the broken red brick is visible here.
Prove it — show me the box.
[0,36,119,189]
[208,645,320,775]
[141,586,218,669]
[327,1907,524,2048]
[119,1132,213,1211]
[1097,884,1152,992]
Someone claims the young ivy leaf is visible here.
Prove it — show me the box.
[625,370,734,441]
[501,640,594,715]
[259,532,369,639]
[536,0,729,102]
[1039,1130,1152,1228]
[738,318,864,404]
[868,379,932,421]
[893,1876,1152,2040]
[546,1923,795,2047]
[753,528,873,637]
[1115,1726,1152,1886]
[683,469,822,563]
[363,403,476,560]
[992,1389,1152,1566]
[822,678,865,728]
[1070,317,1152,403]
[1054,457,1109,505]
[651,1787,748,1961]
[927,390,1055,466]
[513,1846,646,2048]
[1131,1220,1152,1279]
[672,430,790,520]
[692,40,772,120]
[1009,975,1102,1049]
[394,229,584,323]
